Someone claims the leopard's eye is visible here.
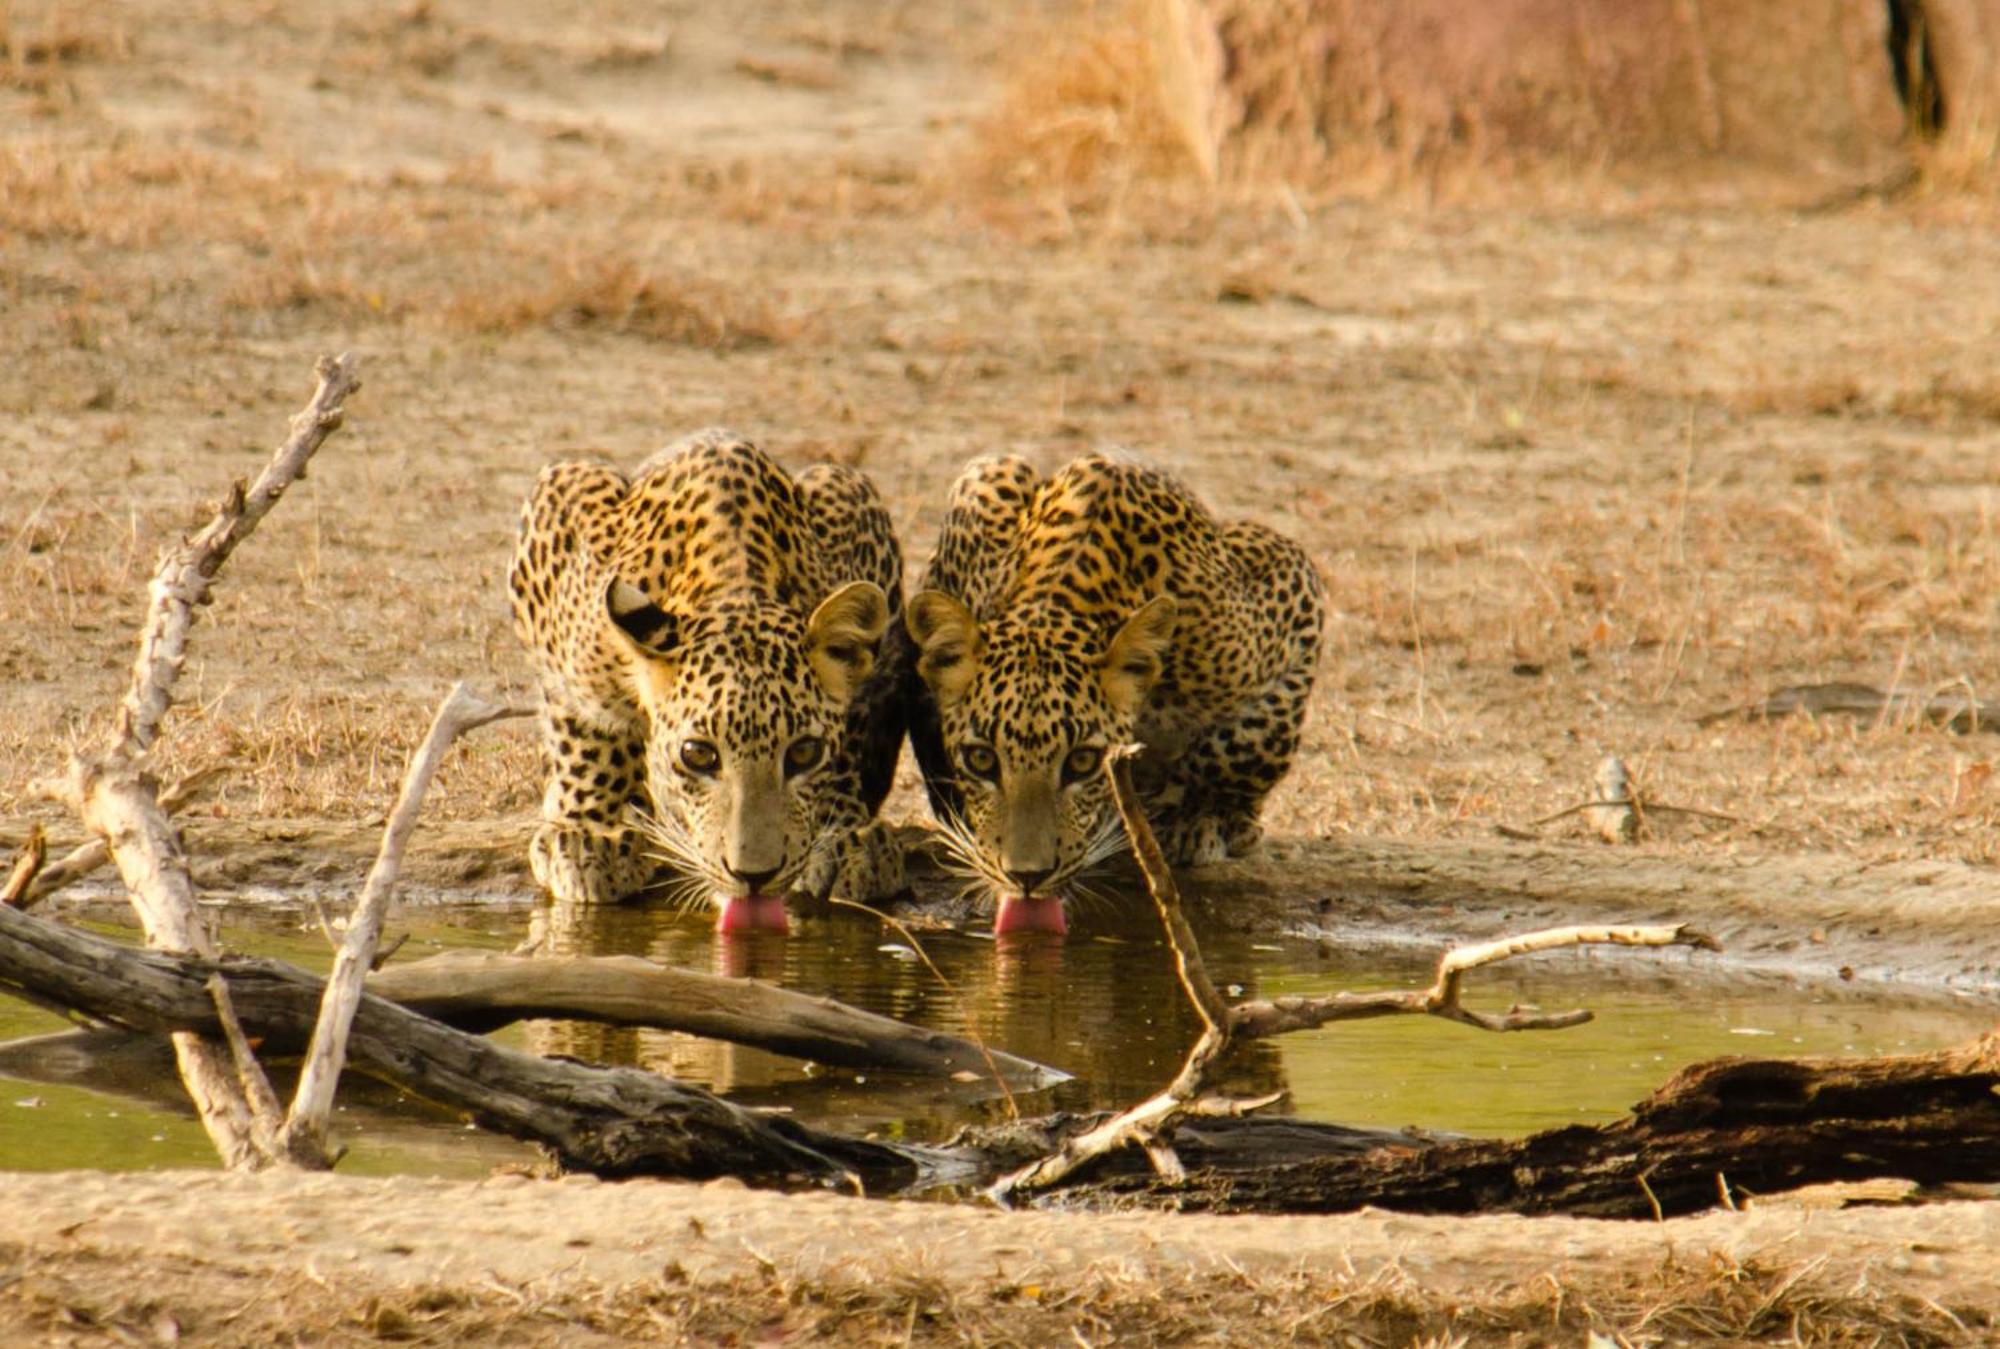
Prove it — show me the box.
[679,740,720,775]
[960,743,1000,782]
[784,735,826,777]
[1062,745,1104,784]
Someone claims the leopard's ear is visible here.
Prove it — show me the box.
[806,580,889,703]
[606,579,680,658]
[905,590,982,709]
[1099,594,1177,718]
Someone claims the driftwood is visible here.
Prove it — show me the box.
[8,840,2000,1212]
[993,745,1717,1198]
[367,951,1063,1086]
[279,684,530,1165]
[1068,1030,2000,1216]
[981,746,2000,1216]
[36,353,363,1170]
[0,898,930,1189]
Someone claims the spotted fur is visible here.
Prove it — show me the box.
[904,454,1323,914]
[509,430,905,914]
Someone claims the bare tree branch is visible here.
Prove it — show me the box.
[19,769,225,909]
[116,354,362,757]
[1104,745,1228,1036]
[52,353,362,1171]
[992,744,1240,1197]
[1,826,45,908]
[992,747,1720,1199]
[279,683,529,1165]
[206,972,286,1154]
[1229,922,1718,1039]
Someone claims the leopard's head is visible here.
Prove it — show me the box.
[905,588,1177,934]
[606,577,887,929]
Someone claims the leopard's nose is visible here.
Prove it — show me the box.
[1005,867,1053,896]
[726,863,784,894]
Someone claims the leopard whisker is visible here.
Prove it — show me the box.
[1059,875,1118,919]
[1077,812,1132,872]
[658,869,718,917]
[932,806,1012,895]
[629,804,732,898]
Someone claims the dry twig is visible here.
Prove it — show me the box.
[1511,754,1737,840]
[50,352,362,1171]
[1698,681,1999,735]
[279,683,529,1165]
[1,825,46,907]
[992,745,1719,1200]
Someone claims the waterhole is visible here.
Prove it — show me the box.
[1,896,1991,1176]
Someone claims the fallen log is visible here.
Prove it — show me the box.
[1061,1030,2000,1216]
[10,883,2000,1213]
[365,950,1063,1088]
[992,745,1718,1199]
[986,744,2000,1215]
[0,899,932,1190]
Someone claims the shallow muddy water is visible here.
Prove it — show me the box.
[1,897,1993,1176]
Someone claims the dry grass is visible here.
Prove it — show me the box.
[1,0,1996,874]
[959,0,2000,213]
[963,0,1207,228]
[445,252,803,348]
[0,141,819,345]
[1,1239,1987,1346]
[1280,468,2000,862]
[0,3,130,95]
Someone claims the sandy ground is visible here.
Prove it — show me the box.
[3,1169,1999,1344]
[3,0,1999,1340]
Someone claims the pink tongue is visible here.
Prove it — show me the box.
[993,894,1068,936]
[716,894,791,934]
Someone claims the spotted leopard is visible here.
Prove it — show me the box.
[508,430,905,928]
[903,453,1324,934]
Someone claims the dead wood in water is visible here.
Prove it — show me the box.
[992,745,1719,1199]
[365,950,1064,1086]
[8,844,2000,1212]
[36,353,363,1171]
[1071,1031,2000,1217]
[0,899,929,1189]
[990,743,2000,1219]
[279,684,531,1167]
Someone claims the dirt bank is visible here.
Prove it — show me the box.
[14,811,1997,992]
[2,1169,1997,1344]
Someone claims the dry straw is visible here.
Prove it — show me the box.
[970,0,1999,206]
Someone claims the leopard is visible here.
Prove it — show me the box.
[902,453,1324,936]
[508,429,906,930]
